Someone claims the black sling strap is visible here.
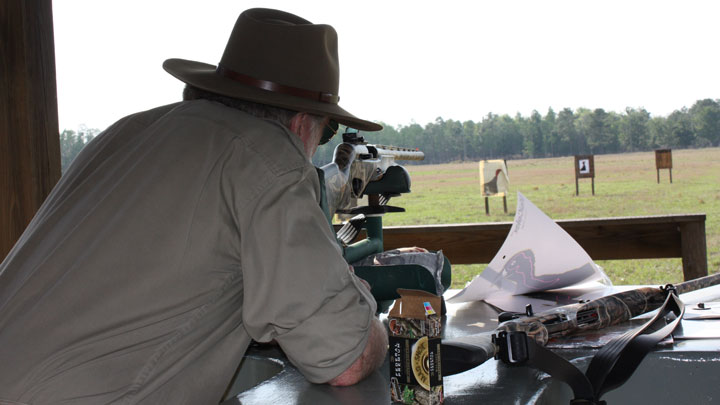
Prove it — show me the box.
[519,288,685,404]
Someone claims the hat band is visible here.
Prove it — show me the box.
[216,65,339,104]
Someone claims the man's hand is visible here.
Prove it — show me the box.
[327,317,388,386]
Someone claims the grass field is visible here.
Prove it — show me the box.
[379,147,720,289]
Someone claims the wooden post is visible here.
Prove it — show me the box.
[679,221,708,280]
[1,0,61,260]
[575,176,579,196]
[485,196,508,215]
[503,159,508,213]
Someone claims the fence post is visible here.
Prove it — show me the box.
[679,221,708,280]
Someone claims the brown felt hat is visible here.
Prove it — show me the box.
[163,8,381,131]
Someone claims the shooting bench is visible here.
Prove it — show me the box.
[340,213,708,281]
[233,214,715,405]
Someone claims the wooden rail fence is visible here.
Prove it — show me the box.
[338,214,708,281]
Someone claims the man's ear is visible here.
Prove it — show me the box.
[288,113,305,135]
[288,113,320,158]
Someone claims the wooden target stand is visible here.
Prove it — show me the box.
[481,159,509,215]
[655,149,673,183]
[484,195,508,215]
[574,155,595,196]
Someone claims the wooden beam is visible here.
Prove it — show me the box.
[336,214,708,280]
[1,0,61,260]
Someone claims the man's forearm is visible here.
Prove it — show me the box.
[328,317,388,386]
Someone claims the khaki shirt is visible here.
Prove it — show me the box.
[0,100,375,404]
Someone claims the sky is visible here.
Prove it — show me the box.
[52,0,720,132]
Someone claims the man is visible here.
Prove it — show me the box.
[0,8,387,404]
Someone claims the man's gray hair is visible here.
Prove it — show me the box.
[183,85,298,128]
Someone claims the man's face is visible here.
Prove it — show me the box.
[291,114,335,159]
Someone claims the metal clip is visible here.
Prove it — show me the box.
[661,283,678,297]
[492,331,529,365]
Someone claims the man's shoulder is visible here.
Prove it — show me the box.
[116,102,184,127]
[113,100,310,178]
[174,100,310,177]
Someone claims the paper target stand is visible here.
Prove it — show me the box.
[574,155,595,196]
[479,160,509,215]
[655,149,673,183]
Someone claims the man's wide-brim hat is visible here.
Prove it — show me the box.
[163,8,381,131]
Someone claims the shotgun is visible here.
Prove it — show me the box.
[441,271,720,376]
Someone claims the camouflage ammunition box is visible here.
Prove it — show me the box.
[388,289,443,405]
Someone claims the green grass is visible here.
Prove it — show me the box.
[380,148,720,289]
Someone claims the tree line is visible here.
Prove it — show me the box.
[60,99,720,172]
[59,126,100,173]
[313,98,720,165]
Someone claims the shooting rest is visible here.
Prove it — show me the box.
[316,130,452,308]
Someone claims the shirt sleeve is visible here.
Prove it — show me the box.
[239,164,377,383]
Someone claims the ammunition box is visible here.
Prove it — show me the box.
[388,289,443,405]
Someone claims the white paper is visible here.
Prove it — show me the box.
[478,282,614,313]
[448,192,612,307]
